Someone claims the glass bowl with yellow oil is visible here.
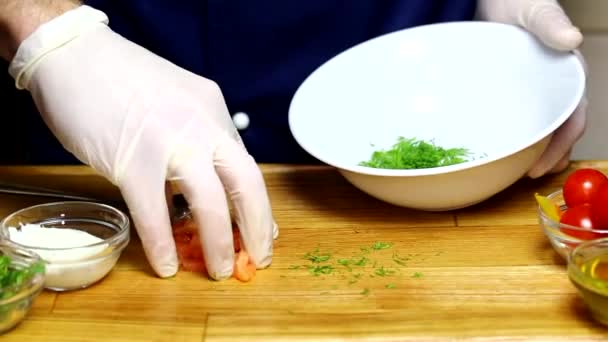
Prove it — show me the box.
[568,237,608,325]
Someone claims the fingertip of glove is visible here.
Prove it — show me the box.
[207,256,235,281]
[562,27,583,50]
[545,27,583,51]
[155,262,179,278]
[209,271,233,281]
[527,169,543,180]
[255,254,273,270]
[527,162,547,179]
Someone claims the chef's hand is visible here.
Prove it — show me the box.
[5,5,277,279]
[477,0,588,178]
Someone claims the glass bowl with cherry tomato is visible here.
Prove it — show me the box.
[537,168,608,260]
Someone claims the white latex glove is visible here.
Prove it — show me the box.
[477,0,588,178]
[8,5,277,280]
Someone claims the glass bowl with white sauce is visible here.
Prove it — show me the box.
[0,201,130,291]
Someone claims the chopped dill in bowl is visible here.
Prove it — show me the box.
[359,137,475,170]
[0,255,44,300]
[0,252,45,333]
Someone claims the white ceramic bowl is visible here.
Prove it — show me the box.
[288,21,586,210]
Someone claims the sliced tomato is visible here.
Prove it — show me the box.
[591,182,608,230]
[233,250,256,282]
[171,216,255,282]
[560,204,605,240]
[180,258,207,273]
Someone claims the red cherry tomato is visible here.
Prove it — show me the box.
[591,182,608,229]
[560,204,604,240]
[562,168,608,208]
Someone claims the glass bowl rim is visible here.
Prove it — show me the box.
[0,241,45,306]
[0,201,130,251]
[538,189,608,234]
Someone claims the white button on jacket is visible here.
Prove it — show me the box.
[232,112,250,130]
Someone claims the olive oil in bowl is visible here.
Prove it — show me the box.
[568,238,608,325]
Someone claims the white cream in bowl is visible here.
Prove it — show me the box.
[7,224,118,291]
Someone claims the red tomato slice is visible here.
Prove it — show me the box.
[560,204,604,240]
[171,216,254,282]
[591,182,608,230]
[180,258,207,273]
[563,168,608,208]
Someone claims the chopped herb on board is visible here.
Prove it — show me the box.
[359,137,473,170]
[372,242,393,250]
[290,242,434,296]
[308,265,334,276]
[303,247,331,263]
[374,266,396,277]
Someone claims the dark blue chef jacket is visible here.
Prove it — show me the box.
[0,1,476,165]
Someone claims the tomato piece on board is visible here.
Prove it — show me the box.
[563,168,608,208]
[171,216,255,282]
[560,204,604,240]
[233,250,256,282]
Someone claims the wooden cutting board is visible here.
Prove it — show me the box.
[1,162,608,341]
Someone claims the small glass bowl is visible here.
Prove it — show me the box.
[0,201,130,291]
[568,238,608,326]
[0,241,45,334]
[537,189,608,260]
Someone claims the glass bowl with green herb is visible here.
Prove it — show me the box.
[0,241,45,334]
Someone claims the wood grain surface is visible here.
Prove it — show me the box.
[1,162,608,341]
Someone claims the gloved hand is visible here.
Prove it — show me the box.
[8,5,277,279]
[477,0,588,178]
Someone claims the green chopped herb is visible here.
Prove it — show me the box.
[386,284,396,289]
[303,247,331,263]
[374,266,396,277]
[288,265,301,270]
[360,247,371,254]
[359,137,473,170]
[361,288,370,296]
[337,258,352,271]
[372,242,393,250]
[308,265,334,276]
[352,257,369,267]
[412,272,423,278]
[0,255,45,302]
